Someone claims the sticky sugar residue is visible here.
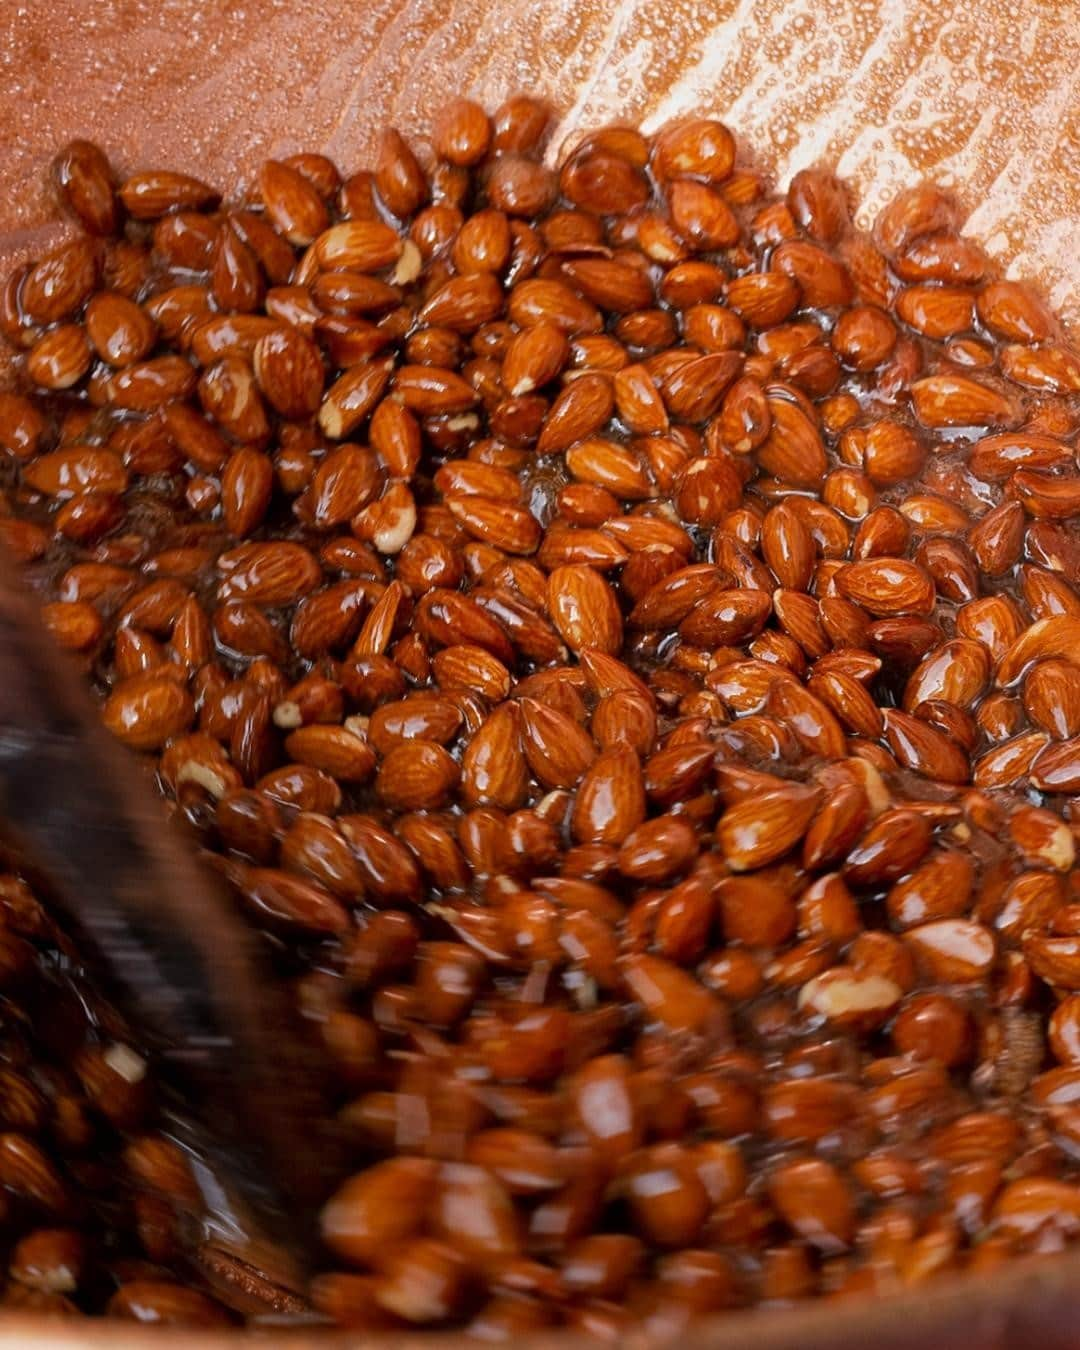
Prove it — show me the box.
[0,0,1077,332]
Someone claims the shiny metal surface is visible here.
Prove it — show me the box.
[1,0,1078,359]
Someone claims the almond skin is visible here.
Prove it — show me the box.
[883,709,970,784]
[102,673,195,751]
[322,1158,437,1266]
[536,374,614,453]
[253,327,325,417]
[835,558,935,616]
[259,159,330,244]
[119,170,219,219]
[571,747,646,846]
[910,374,1019,428]
[460,703,529,809]
[548,565,623,656]
[52,139,120,235]
[757,396,828,487]
[716,782,822,871]
[520,697,597,788]
[376,741,460,811]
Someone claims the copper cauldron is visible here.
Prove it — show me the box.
[1,0,1079,1344]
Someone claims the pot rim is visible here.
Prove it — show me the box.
[2,1243,1078,1349]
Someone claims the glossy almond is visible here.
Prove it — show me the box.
[548,565,623,656]
[717,782,822,871]
[571,747,646,846]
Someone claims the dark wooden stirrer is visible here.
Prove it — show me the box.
[0,554,340,1304]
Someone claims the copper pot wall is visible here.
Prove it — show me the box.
[1,0,1079,1343]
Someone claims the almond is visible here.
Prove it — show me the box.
[102,672,195,751]
[620,954,722,1034]
[1024,660,1080,739]
[259,159,329,245]
[726,272,800,327]
[761,502,815,591]
[973,732,1049,789]
[520,697,597,788]
[1025,936,1080,992]
[321,1158,437,1266]
[968,430,1072,481]
[26,325,92,390]
[905,919,995,982]
[661,351,743,422]
[548,565,623,655]
[420,273,504,332]
[627,565,720,631]
[218,541,322,605]
[24,447,128,499]
[460,702,529,809]
[1001,343,1080,394]
[767,681,847,759]
[886,850,975,928]
[40,600,103,651]
[432,645,512,702]
[22,238,99,324]
[315,220,403,272]
[447,495,541,555]
[802,780,871,870]
[289,581,371,657]
[392,364,478,416]
[509,279,602,336]
[767,1158,854,1252]
[798,968,901,1030]
[668,180,740,250]
[808,671,883,739]
[1010,469,1080,520]
[674,453,743,524]
[417,589,514,664]
[502,323,568,395]
[536,374,614,453]
[367,693,463,753]
[772,244,852,311]
[613,363,669,434]
[119,170,219,219]
[1008,805,1075,870]
[844,809,932,887]
[895,285,974,339]
[678,588,771,647]
[253,327,325,417]
[220,446,273,537]
[376,742,460,811]
[773,588,829,659]
[52,139,120,235]
[835,557,935,616]
[910,374,1018,428]
[313,357,392,438]
[708,659,792,714]
[284,725,376,783]
[903,638,990,711]
[571,747,646,845]
[190,313,279,363]
[757,395,827,487]
[716,782,822,871]
[563,258,653,313]
[565,438,652,499]
[882,709,969,783]
[996,616,1080,686]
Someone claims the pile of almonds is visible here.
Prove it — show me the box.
[2,93,1080,1332]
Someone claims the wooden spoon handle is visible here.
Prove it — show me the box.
[0,556,339,1291]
